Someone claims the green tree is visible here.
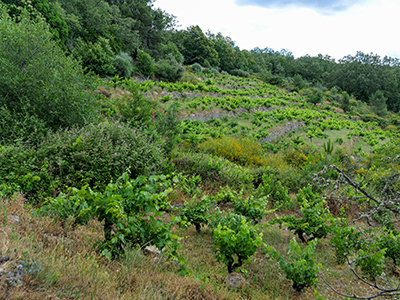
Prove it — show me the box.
[341,91,351,112]
[181,25,219,67]
[0,3,98,137]
[72,37,116,76]
[2,0,69,48]
[370,90,387,117]
[135,49,155,77]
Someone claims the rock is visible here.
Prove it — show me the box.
[224,272,246,290]
[9,215,20,223]
[144,245,162,257]
[0,255,10,263]
[0,268,4,275]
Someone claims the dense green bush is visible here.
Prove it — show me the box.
[266,238,318,292]
[0,122,166,200]
[154,54,185,83]
[113,52,133,78]
[0,4,99,139]
[135,49,155,77]
[270,185,332,242]
[72,37,116,76]
[192,63,202,74]
[213,213,263,273]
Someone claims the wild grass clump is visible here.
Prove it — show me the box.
[199,136,267,166]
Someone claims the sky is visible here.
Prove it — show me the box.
[153,0,400,61]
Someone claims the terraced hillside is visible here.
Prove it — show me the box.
[2,72,400,300]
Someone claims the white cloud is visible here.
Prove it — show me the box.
[154,0,400,60]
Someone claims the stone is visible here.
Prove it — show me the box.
[9,215,20,223]
[144,245,161,257]
[224,272,246,290]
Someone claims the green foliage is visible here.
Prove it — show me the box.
[322,139,334,154]
[356,245,386,281]
[181,25,219,67]
[265,238,318,292]
[258,174,291,209]
[192,63,202,74]
[232,195,270,224]
[270,186,332,243]
[108,82,157,126]
[39,173,182,261]
[72,37,116,76]
[154,54,185,83]
[0,122,165,199]
[341,91,351,112]
[330,218,362,265]
[307,89,323,106]
[135,49,155,77]
[113,52,133,78]
[377,229,400,266]
[0,4,99,138]
[213,213,263,273]
[370,90,387,117]
[155,103,181,155]
[179,196,212,232]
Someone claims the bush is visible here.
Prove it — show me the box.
[135,49,155,77]
[232,195,270,224]
[72,37,116,76]
[192,63,202,74]
[0,4,99,138]
[213,213,263,273]
[266,238,318,292]
[258,174,291,209]
[113,52,133,78]
[179,196,213,232]
[0,122,166,200]
[270,185,332,242]
[199,136,267,166]
[154,54,185,83]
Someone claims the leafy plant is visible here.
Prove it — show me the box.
[232,195,271,224]
[258,174,291,209]
[213,213,263,273]
[179,196,212,232]
[265,238,318,292]
[322,139,334,154]
[39,173,183,261]
[270,185,332,242]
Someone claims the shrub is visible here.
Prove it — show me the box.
[213,213,263,273]
[258,174,291,209]
[232,195,270,224]
[135,49,155,77]
[0,4,99,138]
[285,149,308,168]
[179,196,212,232]
[72,37,116,76]
[266,238,318,292]
[192,63,202,74]
[0,122,166,200]
[199,136,267,166]
[270,185,332,242]
[154,54,185,83]
[113,52,133,78]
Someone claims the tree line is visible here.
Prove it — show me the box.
[2,0,400,112]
